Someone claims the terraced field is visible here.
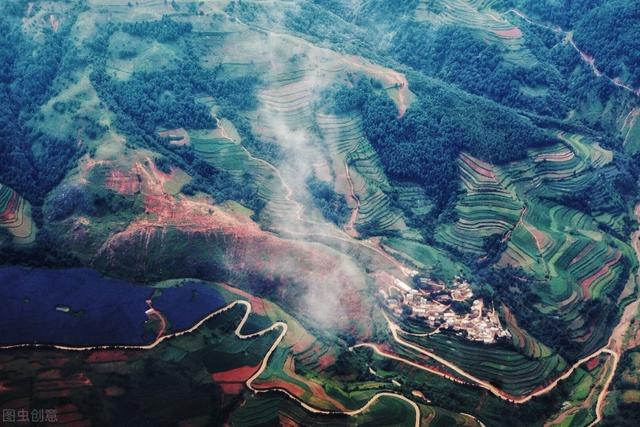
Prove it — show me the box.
[317,113,407,236]
[498,133,614,199]
[496,134,632,357]
[0,183,36,245]
[380,237,469,280]
[190,126,300,224]
[436,153,523,253]
[414,0,535,65]
[229,393,419,427]
[258,74,316,131]
[416,0,518,36]
[400,332,567,396]
[622,107,640,153]
[503,306,554,359]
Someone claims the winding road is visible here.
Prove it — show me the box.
[350,202,640,424]
[0,298,420,427]
[505,9,639,97]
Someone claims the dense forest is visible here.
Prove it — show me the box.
[122,14,193,42]
[392,24,570,117]
[306,174,350,225]
[0,17,81,211]
[516,0,639,87]
[324,76,551,210]
[573,0,640,87]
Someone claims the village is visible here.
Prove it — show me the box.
[378,274,511,344]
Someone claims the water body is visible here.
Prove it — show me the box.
[153,281,225,332]
[0,267,225,346]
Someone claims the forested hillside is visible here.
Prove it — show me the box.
[0,1,638,426]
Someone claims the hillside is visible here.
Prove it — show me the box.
[0,1,639,426]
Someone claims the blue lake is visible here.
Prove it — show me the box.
[0,267,225,346]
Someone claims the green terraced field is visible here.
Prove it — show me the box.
[317,113,408,235]
[436,153,523,253]
[190,130,299,223]
[402,332,567,396]
[229,393,420,427]
[414,0,536,66]
[380,237,469,279]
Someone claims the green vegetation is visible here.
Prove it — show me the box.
[306,174,350,225]
[1,1,639,426]
[572,1,640,87]
[404,331,567,395]
[327,76,553,212]
[0,15,82,209]
[122,15,193,43]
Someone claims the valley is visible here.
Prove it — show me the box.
[0,0,639,426]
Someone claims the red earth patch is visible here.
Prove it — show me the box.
[584,356,600,371]
[105,169,141,195]
[104,386,126,397]
[493,27,522,39]
[87,350,129,364]
[211,365,259,382]
[580,252,621,298]
[212,365,259,395]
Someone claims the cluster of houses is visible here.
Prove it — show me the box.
[380,275,511,344]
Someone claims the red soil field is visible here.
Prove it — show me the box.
[59,419,91,427]
[104,169,140,195]
[493,27,522,39]
[104,386,126,397]
[529,226,547,252]
[212,365,259,382]
[219,284,268,315]
[49,14,59,32]
[584,356,600,371]
[219,383,245,394]
[503,306,527,350]
[55,404,87,426]
[37,369,62,380]
[87,350,129,364]
[317,353,336,369]
[535,150,574,162]
[44,356,70,368]
[0,191,19,224]
[280,356,344,407]
[580,252,622,298]
[96,156,368,331]
[291,337,315,354]
[279,415,301,427]
[570,243,594,266]
[35,373,92,392]
[460,153,496,180]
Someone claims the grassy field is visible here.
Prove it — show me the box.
[380,236,469,280]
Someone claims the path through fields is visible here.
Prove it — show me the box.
[213,116,305,221]
[350,202,640,424]
[344,148,360,237]
[505,9,639,97]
